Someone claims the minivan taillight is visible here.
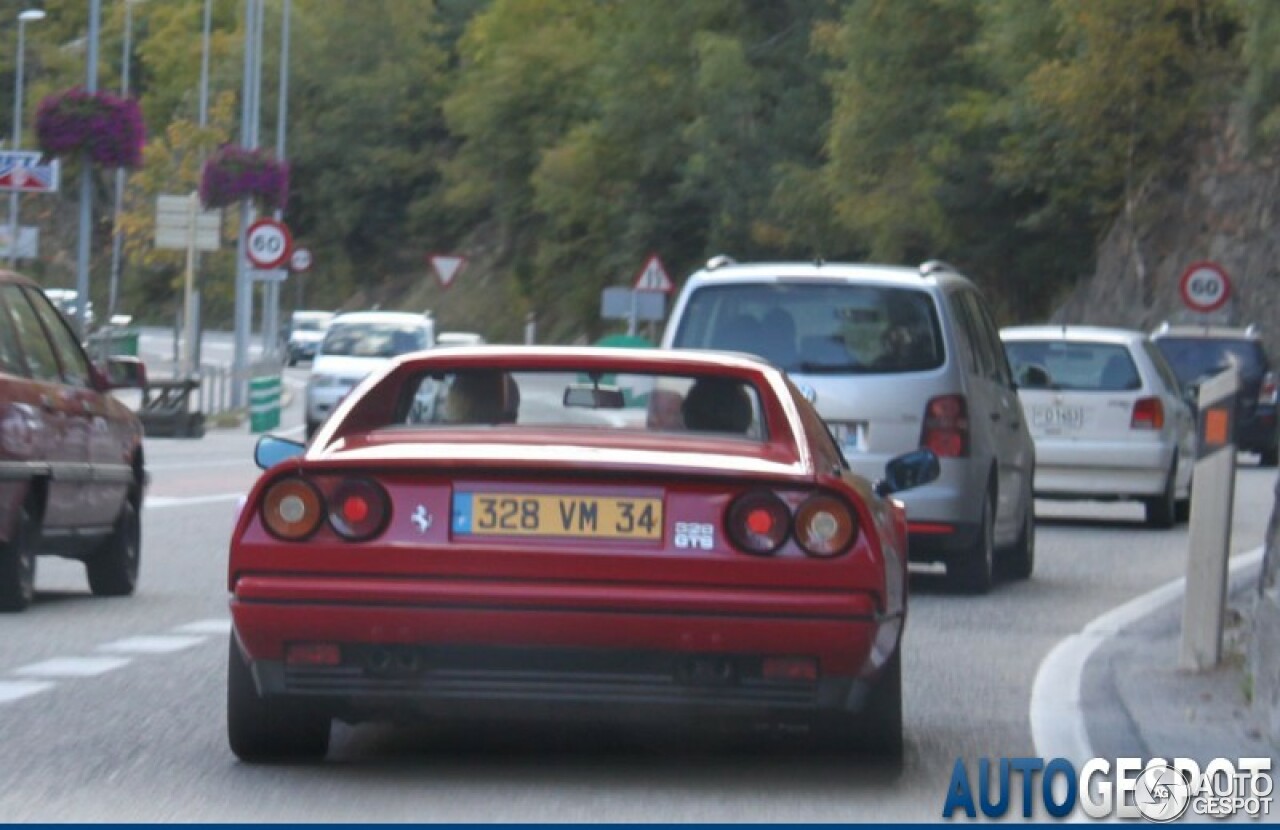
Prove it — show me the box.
[1262,372,1278,406]
[1131,397,1165,430]
[921,394,969,458]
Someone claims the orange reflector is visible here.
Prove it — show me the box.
[762,656,818,682]
[285,643,341,667]
[1204,408,1229,446]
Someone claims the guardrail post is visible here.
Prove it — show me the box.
[1180,367,1239,671]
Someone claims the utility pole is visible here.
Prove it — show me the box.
[264,0,291,355]
[108,0,140,323]
[232,0,262,407]
[75,0,102,337]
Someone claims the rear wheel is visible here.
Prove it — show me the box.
[1144,462,1177,529]
[87,499,140,597]
[0,507,37,612]
[227,634,330,762]
[948,494,994,594]
[998,487,1035,581]
[815,649,903,762]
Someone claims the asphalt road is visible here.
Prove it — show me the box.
[0,363,1274,821]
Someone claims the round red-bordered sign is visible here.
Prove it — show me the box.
[1178,261,1231,313]
[245,218,293,270]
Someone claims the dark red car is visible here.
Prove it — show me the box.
[227,347,938,762]
[0,271,147,612]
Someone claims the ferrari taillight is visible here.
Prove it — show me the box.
[261,478,324,541]
[725,491,791,555]
[794,494,857,558]
[323,478,391,541]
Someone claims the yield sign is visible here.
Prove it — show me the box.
[430,254,467,289]
[634,253,674,293]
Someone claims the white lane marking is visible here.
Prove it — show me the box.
[146,494,243,509]
[1030,545,1265,767]
[172,619,231,635]
[0,680,56,703]
[14,656,131,678]
[96,635,207,655]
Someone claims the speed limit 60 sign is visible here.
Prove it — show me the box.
[1179,261,1231,313]
[245,218,293,270]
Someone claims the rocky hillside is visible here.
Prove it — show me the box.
[1057,114,1280,360]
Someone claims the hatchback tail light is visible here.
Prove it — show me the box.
[261,478,325,541]
[1262,372,1278,406]
[921,394,969,458]
[323,478,391,541]
[725,491,791,555]
[1131,397,1165,430]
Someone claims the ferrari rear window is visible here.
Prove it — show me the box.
[388,369,767,440]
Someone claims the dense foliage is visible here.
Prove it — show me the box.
[1,0,1265,338]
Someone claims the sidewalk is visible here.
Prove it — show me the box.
[1082,557,1276,765]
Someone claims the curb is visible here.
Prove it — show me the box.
[1030,545,1266,766]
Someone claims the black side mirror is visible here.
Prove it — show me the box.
[102,356,148,390]
[876,448,941,497]
[254,435,306,470]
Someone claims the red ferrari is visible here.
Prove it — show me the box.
[227,347,938,761]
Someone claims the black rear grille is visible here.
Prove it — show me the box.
[282,645,818,709]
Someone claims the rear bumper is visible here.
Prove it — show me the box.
[229,575,897,720]
[1238,408,1277,453]
[1032,439,1172,498]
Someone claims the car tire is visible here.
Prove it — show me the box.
[815,649,903,763]
[1144,462,1177,530]
[87,499,140,597]
[287,356,298,367]
[227,634,330,762]
[998,487,1035,581]
[1261,447,1279,468]
[948,492,994,595]
[0,507,37,612]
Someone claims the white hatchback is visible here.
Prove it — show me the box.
[305,311,435,438]
[1000,326,1195,528]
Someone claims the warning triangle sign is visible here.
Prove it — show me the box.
[430,254,466,289]
[633,253,674,293]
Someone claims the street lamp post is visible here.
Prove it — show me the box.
[107,0,143,321]
[7,8,46,267]
[75,0,102,338]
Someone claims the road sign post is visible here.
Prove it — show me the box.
[155,193,221,377]
[630,254,673,335]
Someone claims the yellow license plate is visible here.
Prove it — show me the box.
[452,492,662,540]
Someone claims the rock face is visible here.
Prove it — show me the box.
[1055,116,1280,359]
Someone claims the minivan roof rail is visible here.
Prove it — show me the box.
[705,255,736,271]
[918,260,956,277]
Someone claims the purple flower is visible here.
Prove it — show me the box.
[35,87,144,169]
[199,145,289,211]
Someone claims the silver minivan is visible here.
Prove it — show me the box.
[662,258,1036,593]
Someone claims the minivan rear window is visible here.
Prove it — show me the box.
[1004,341,1141,391]
[671,283,945,374]
[1152,337,1267,384]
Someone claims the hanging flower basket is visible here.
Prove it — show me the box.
[199,145,289,211]
[34,87,145,170]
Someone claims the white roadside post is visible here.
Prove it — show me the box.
[1180,367,1239,671]
[155,193,220,376]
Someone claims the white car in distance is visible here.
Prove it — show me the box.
[305,311,435,438]
[1000,326,1195,528]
